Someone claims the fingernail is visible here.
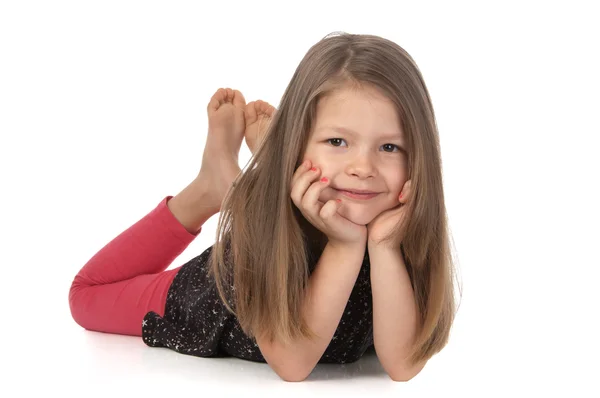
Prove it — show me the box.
[320,177,328,183]
[399,193,403,199]
[311,167,318,172]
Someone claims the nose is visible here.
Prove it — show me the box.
[346,151,377,178]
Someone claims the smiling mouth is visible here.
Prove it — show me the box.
[334,189,379,200]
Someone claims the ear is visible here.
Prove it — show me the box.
[399,179,412,204]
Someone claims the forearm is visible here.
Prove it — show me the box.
[260,241,365,380]
[369,243,424,381]
[167,175,218,234]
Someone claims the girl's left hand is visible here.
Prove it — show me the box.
[367,180,412,248]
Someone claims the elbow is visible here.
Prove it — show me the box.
[264,355,315,382]
[386,360,428,382]
[388,373,415,382]
[278,370,311,382]
[257,336,318,382]
[271,361,315,382]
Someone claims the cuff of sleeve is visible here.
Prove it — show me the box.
[154,196,202,243]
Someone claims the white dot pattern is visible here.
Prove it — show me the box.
[142,245,374,364]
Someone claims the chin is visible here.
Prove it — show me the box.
[337,205,379,226]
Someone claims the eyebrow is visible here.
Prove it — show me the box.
[318,126,404,142]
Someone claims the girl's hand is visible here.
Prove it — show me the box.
[367,180,412,249]
[290,160,367,248]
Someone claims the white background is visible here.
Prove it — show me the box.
[1,0,598,396]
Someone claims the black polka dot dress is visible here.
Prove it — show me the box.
[142,244,374,364]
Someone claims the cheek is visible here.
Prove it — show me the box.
[302,149,328,168]
[385,175,406,193]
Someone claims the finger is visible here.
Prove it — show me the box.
[319,198,340,220]
[399,179,412,204]
[290,161,309,195]
[319,199,356,239]
[301,175,329,215]
[290,161,318,206]
[295,168,322,210]
[290,160,315,193]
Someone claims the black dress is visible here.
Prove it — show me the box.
[142,243,374,364]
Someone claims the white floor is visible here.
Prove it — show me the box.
[7,295,584,397]
[8,285,462,397]
[5,257,592,397]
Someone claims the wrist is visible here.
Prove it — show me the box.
[367,239,401,253]
[327,239,366,254]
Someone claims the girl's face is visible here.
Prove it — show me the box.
[303,85,409,226]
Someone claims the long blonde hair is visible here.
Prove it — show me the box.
[209,32,461,366]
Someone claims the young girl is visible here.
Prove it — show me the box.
[69,32,459,382]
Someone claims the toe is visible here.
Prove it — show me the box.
[265,104,276,117]
[223,88,235,106]
[207,88,228,112]
[245,101,258,124]
[257,100,276,117]
[232,89,246,107]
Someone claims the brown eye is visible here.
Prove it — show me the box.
[382,144,400,152]
[327,138,346,147]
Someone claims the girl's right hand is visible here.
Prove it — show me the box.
[290,160,367,248]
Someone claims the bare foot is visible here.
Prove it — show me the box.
[206,88,247,159]
[199,88,247,212]
[244,100,276,154]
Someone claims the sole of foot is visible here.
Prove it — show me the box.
[206,88,247,158]
[244,100,276,154]
[200,88,247,210]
